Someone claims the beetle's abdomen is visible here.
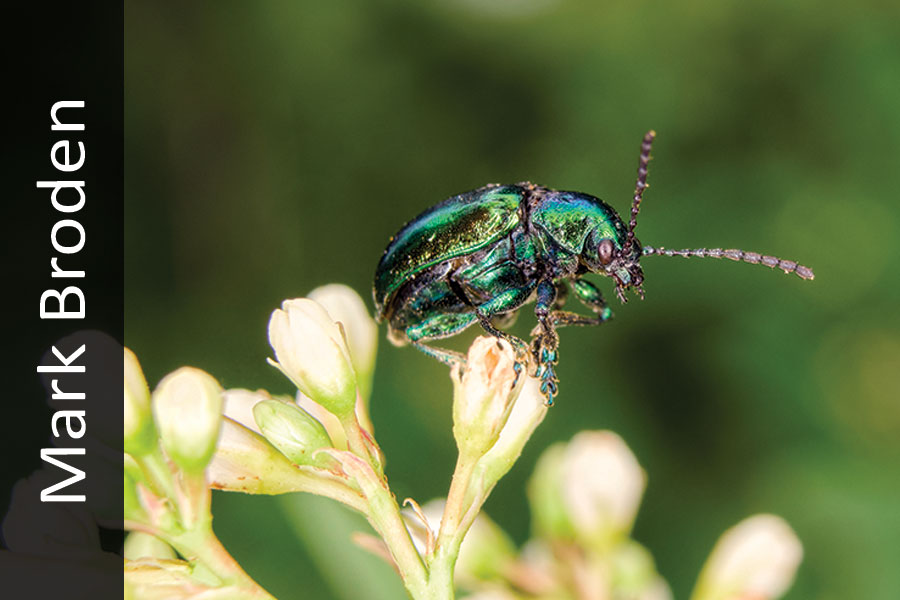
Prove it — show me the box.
[374,185,524,314]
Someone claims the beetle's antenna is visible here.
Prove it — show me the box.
[623,130,656,256]
[642,246,815,280]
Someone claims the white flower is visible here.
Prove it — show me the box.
[308,284,377,396]
[124,347,156,456]
[151,367,223,473]
[477,375,549,485]
[692,514,803,600]
[208,417,317,495]
[561,431,646,543]
[453,337,523,458]
[268,298,357,419]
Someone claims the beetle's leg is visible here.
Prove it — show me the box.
[449,276,531,353]
[474,291,534,386]
[405,312,477,368]
[411,341,466,368]
[533,278,613,332]
[570,278,612,319]
[531,280,561,406]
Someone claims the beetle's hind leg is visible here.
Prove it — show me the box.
[404,312,477,369]
[410,341,466,368]
[449,277,534,385]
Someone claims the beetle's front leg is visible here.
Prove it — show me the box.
[532,280,560,405]
[557,277,614,326]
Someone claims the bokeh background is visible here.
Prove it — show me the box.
[125,1,899,599]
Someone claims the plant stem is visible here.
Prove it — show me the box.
[350,459,430,598]
[166,524,275,599]
[138,447,176,499]
[426,452,481,599]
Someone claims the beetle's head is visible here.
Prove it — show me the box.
[584,233,645,303]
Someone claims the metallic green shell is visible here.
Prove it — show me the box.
[374,185,523,314]
[529,191,627,254]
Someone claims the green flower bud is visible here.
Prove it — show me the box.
[253,399,333,468]
[691,514,802,600]
[209,417,337,495]
[527,442,573,540]
[455,509,517,585]
[308,284,378,402]
[124,347,156,456]
[123,532,177,560]
[611,541,673,600]
[268,298,357,419]
[151,367,223,474]
[453,337,523,459]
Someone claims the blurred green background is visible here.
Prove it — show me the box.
[125,1,900,598]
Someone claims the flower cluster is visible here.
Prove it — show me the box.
[430,430,802,600]
[123,284,552,599]
[121,283,804,600]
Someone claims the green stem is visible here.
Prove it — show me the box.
[138,447,177,499]
[341,413,383,476]
[426,453,481,599]
[167,524,275,599]
[353,463,430,598]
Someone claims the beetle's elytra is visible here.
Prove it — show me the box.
[373,131,814,405]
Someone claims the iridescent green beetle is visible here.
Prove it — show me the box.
[373,132,814,405]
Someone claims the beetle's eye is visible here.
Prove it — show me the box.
[598,239,615,265]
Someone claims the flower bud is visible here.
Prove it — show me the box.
[477,375,549,486]
[308,284,377,400]
[268,298,358,419]
[456,509,517,584]
[560,431,646,547]
[692,514,803,600]
[453,337,522,458]
[208,417,345,496]
[527,442,573,540]
[611,541,673,600]
[124,347,156,456]
[152,367,223,474]
[123,532,177,560]
[222,388,273,433]
[297,391,347,449]
[253,399,334,468]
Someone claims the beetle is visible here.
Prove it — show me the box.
[373,131,814,405]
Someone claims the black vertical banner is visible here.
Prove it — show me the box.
[2,3,123,598]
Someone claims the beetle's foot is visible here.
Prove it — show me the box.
[512,359,524,387]
[539,374,558,407]
[531,336,559,406]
